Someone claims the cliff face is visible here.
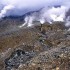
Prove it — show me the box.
[0,18,70,70]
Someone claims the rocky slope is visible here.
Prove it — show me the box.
[0,21,70,70]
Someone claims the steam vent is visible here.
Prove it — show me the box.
[0,0,70,70]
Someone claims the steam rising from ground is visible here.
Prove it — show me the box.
[19,6,70,27]
[0,5,14,18]
[0,0,70,27]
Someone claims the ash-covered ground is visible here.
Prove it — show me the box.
[0,19,70,70]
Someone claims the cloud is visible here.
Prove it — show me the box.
[0,0,70,27]
[0,0,69,16]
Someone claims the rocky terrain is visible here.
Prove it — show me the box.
[0,21,70,70]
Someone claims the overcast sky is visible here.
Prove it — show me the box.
[0,0,70,16]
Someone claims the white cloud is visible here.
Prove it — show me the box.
[0,0,70,27]
[0,0,70,16]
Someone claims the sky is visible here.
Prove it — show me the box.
[0,0,70,27]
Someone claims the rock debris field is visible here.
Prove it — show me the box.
[0,22,70,70]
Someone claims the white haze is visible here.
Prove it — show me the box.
[0,0,70,27]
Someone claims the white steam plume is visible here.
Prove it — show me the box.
[40,6,69,22]
[19,6,69,27]
[0,5,14,18]
[0,0,70,27]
